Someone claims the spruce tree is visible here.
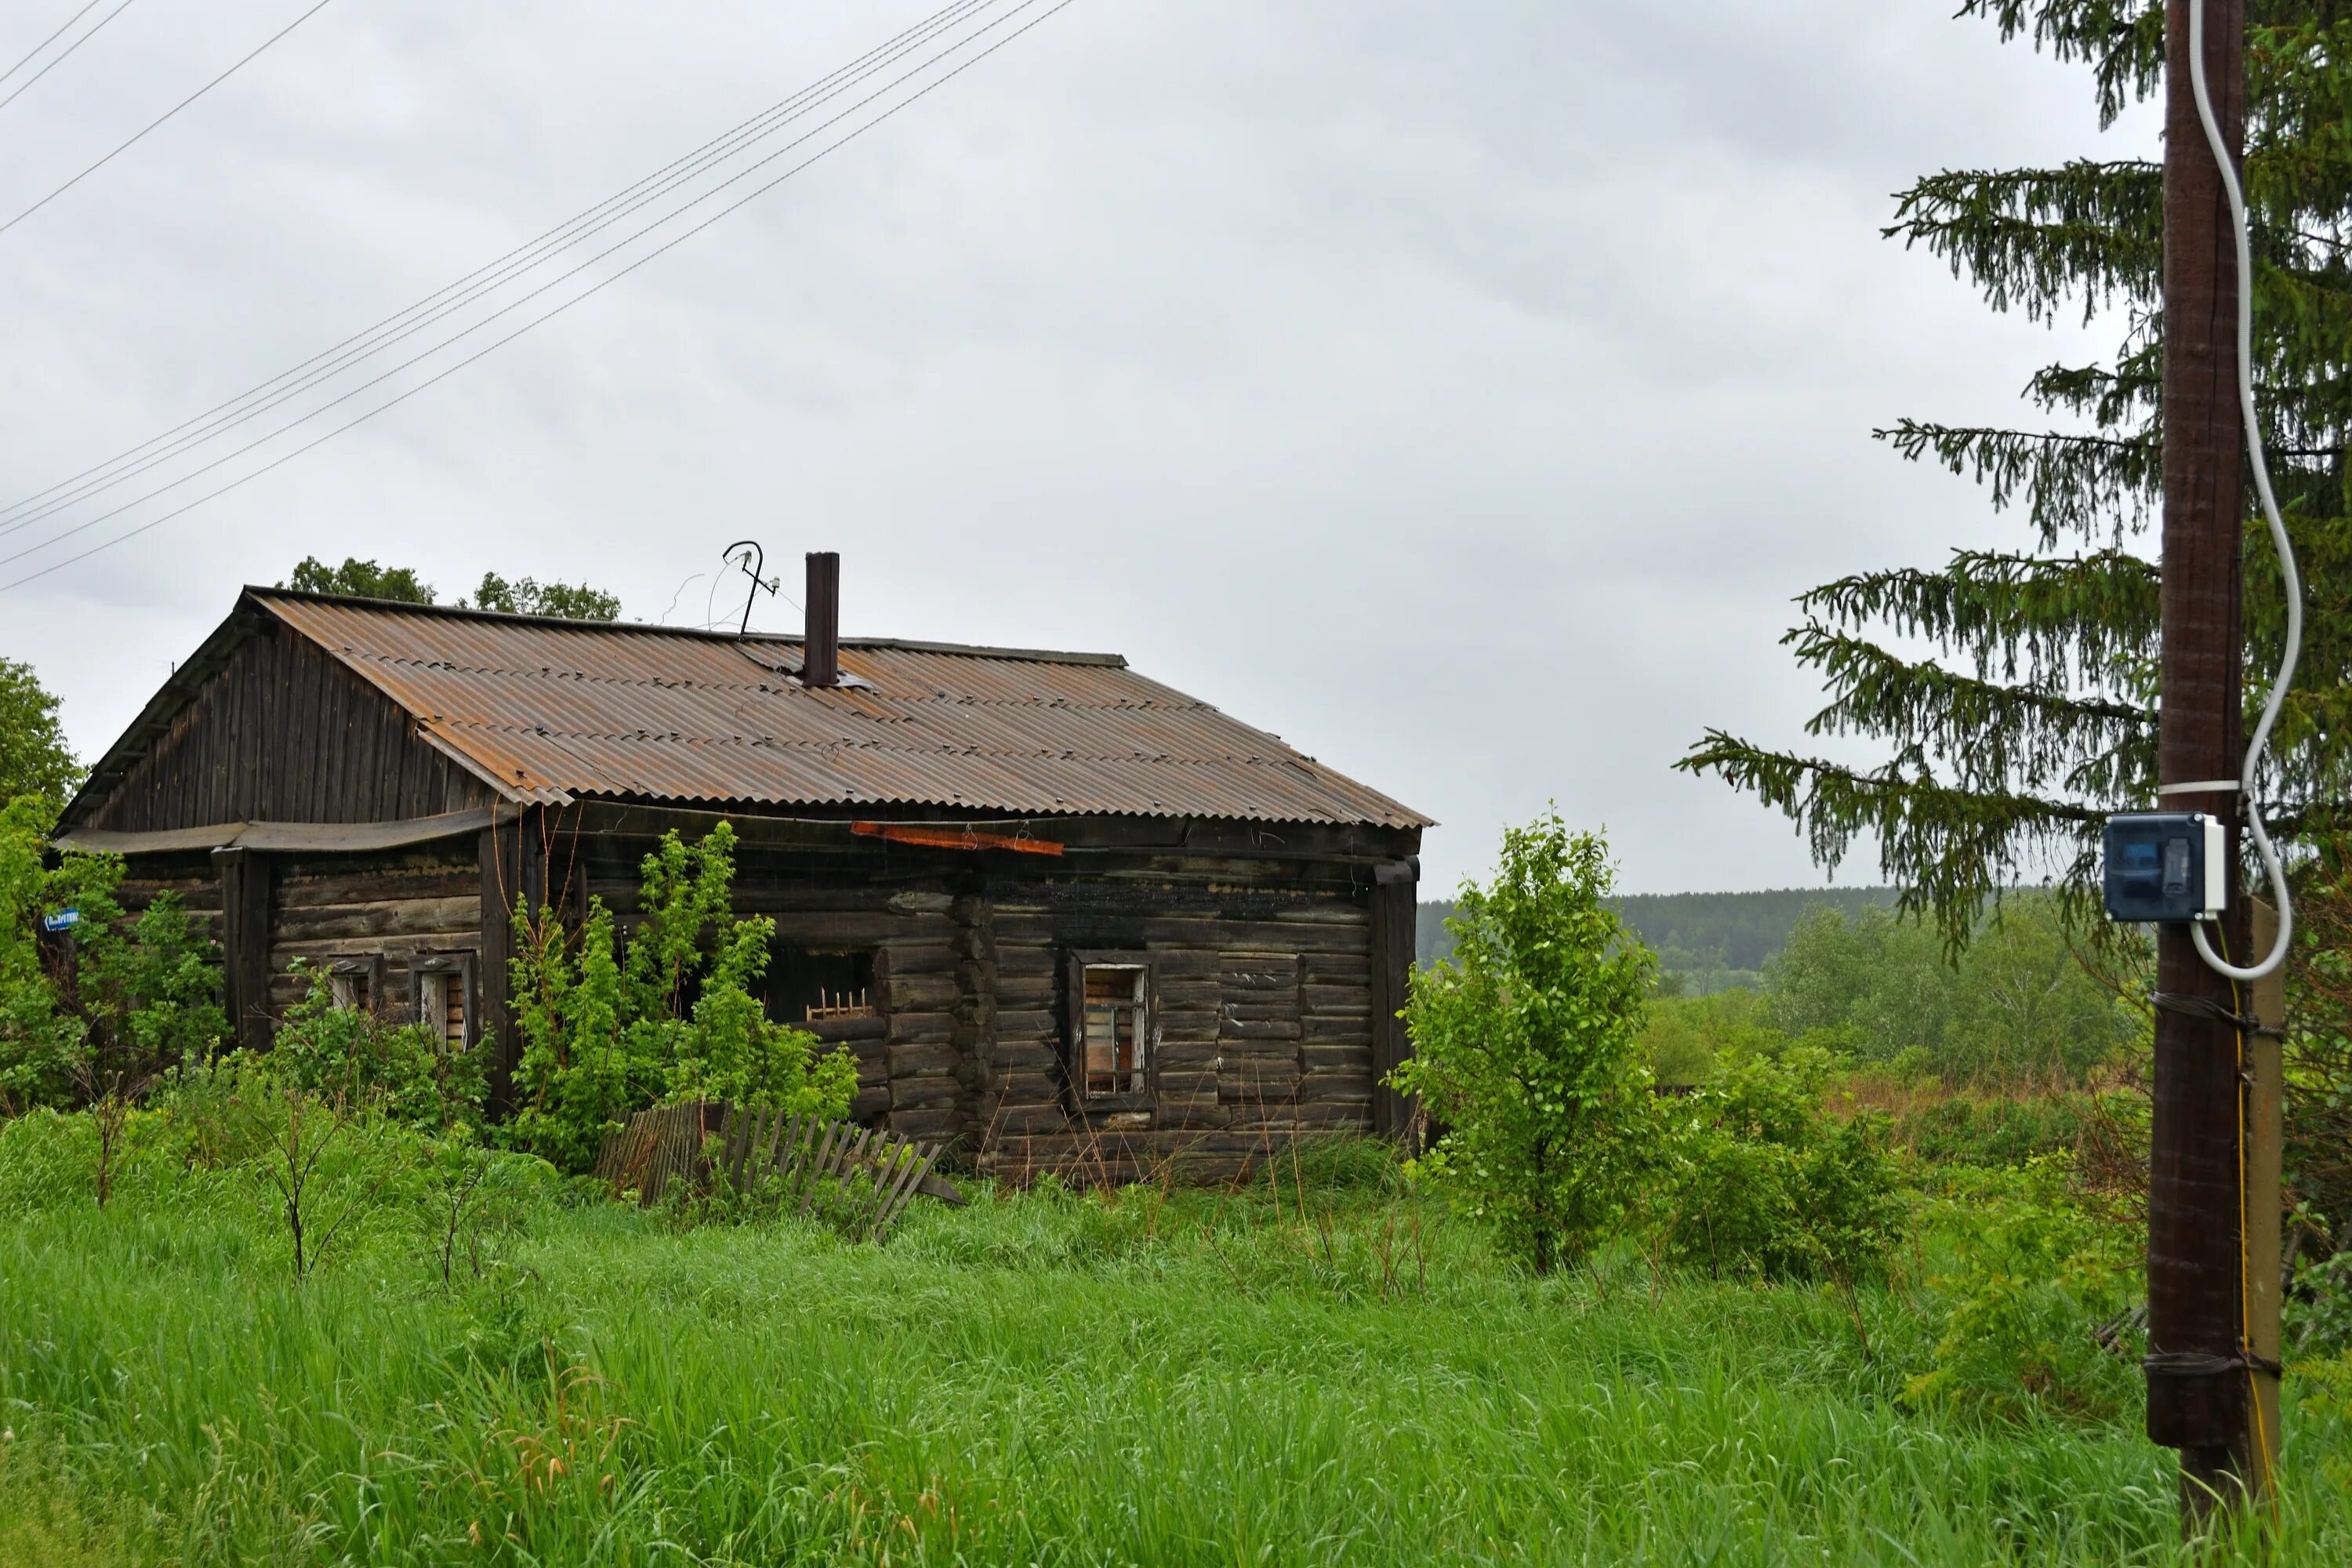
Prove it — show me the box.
[1681,2,2352,941]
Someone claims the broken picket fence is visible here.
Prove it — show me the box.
[593,1102,964,1240]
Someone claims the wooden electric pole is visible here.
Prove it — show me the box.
[2149,0,2252,1522]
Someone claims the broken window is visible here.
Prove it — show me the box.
[770,945,878,1023]
[327,958,380,1014]
[1079,964,1149,1098]
[410,956,473,1046]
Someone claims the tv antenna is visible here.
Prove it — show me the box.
[720,540,779,635]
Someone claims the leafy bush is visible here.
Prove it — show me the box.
[1766,896,2139,1090]
[504,823,855,1172]
[1392,813,1661,1274]
[267,964,485,1131]
[1904,1156,2143,1424]
[1652,1049,1906,1285]
[1,797,225,1112]
[1640,986,1781,1086]
[1887,1090,2107,1170]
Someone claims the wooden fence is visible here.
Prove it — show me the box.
[593,1102,964,1240]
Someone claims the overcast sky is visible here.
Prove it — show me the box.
[0,0,2158,895]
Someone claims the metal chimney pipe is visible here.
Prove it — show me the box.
[804,551,840,688]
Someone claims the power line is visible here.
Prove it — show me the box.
[0,0,1001,539]
[0,0,337,238]
[0,0,1083,593]
[0,0,1055,569]
[0,0,105,86]
[0,0,140,114]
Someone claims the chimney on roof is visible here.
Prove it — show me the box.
[804,550,840,688]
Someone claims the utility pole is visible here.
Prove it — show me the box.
[2149,0,2252,1522]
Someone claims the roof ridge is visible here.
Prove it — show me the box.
[247,586,1127,666]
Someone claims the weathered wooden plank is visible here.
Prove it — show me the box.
[890,1077,959,1112]
[887,1108,961,1142]
[886,1011,956,1045]
[1304,1044,1374,1073]
[275,869,477,907]
[1219,1019,1302,1042]
[1302,983,1371,1012]
[887,1044,961,1078]
[884,974,960,1012]
[272,897,483,942]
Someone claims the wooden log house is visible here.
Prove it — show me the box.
[51,560,1429,1181]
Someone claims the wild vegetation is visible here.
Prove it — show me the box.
[2,626,2351,1559]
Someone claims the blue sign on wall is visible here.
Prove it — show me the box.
[41,909,81,933]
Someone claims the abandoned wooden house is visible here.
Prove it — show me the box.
[52,557,1429,1180]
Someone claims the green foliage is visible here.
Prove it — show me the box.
[9,1123,2352,1564]
[461,572,622,621]
[1640,986,1781,1085]
[1889,1088,2118,1168]
[1417,886,1897,982]
[1680,3,2352,942]
[1905,1155,2145,1424]
[1766,895,2140,1087]
[0,661,79,809]
[1392,813,1661,1273]
[266,964,484,1131]
[280,555,436,603]
[0,799,225,1111]
[504,822,855,1172]
[1653,1049,1907,1285]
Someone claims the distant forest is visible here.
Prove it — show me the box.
[1417,887,1899,993]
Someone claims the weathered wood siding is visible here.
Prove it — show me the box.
[263,848,484,1022]
[81,617,489,832]
[974,865,1377,1184]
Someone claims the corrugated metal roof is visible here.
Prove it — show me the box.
[256,592,1430,829]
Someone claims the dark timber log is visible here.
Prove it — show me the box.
[215,847,274,1054]
[1368,858,1417,1141]
[2150,0,2250,1513]
[478,808,546,1114]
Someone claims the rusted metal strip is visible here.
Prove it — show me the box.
[851,822,1065,856]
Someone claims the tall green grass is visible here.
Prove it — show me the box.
[0,1130,2345,1564]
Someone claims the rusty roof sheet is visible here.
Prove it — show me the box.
[255,591,1430,829]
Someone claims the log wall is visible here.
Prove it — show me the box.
[262,847,484,1024]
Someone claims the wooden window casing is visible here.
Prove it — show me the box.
[408,954,476,1047]
[327,955,387,1014]
[1065,952,1155,1109]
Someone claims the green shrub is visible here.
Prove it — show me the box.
[268,963,485,1131]
[1653,1050,1906,1284]
[504,822,855,1172]
[1904,1156,2143,1424]
[1392,813,1661,1274]
[1890,1091,2107,1170]
[0,798,225,1112]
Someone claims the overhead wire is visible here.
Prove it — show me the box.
[0,0,106,87]
[0,0,1051,573]
[0,0,339,238]
[0,0,1084,593]
[0,0,997,535]
[0,0,137,113]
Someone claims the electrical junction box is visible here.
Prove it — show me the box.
[2103,812,2227,924]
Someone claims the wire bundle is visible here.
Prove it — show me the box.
[0,0,1079,593]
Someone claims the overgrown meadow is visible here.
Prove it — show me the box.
[0,1112,2343,1568]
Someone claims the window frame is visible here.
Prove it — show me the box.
[408,953,477,1047]
[1065,949,1157,1110]
[326,954,387,1014]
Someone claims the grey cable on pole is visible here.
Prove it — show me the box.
[2185,0,2302,983]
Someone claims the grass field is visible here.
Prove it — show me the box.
[1,1126,2347,1566]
